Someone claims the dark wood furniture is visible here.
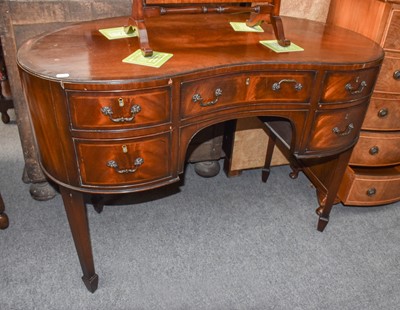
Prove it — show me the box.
[327,0,400,206]
[0,192,9,229]
[0,42,13,124]
[17,12,383,292]
[0,0,229,198]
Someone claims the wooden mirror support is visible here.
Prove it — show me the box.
[130,0,290,56]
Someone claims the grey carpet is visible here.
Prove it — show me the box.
[1,111,400,310]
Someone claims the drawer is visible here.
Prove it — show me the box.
[305,103,367,154]
[338,165,400,206]
[75,132,171,186]
[320,67,380,103]
[68,87,171,130]
[349,131,400,166]
[362,97,400,130]
[180,71,315,118]
[374,56,400,93]
[383,9,400,51]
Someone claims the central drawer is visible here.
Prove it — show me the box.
[67,87,171,130]
[180,71,315,118]
[75,132,172,187]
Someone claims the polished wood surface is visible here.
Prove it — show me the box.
[131,0,289,56]
[18,13,383,292]
[18,15,383,82]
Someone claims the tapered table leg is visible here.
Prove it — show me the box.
[315,148,353,232]
[60,187,98,293]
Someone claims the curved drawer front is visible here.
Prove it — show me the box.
[349,131,400,166]
[68,87,171,130]
[374,56,400,93]
[362,97,400,130]
[180,71,314,118]
[339,166,400,206]
[75,132,171,187]
[320,67,380,103]
[305,103,367,153]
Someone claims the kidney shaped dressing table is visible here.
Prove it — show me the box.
[17,9,383,292]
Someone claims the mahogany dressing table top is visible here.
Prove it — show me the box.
[18,14,383,82]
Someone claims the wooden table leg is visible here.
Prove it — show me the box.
[315,148,353,232]
[0,192,9,230]
[60,187,98,293]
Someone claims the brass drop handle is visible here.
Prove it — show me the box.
[272,79,303,91]
[332,123,354,137]
[107,157,144,174]
[101,98,142,123]
[378,108,388,118]
[369,146,379,155]
[345,80,367,95]
[192,88,223,107]
[393,70,400,80]
[366,188,377,197]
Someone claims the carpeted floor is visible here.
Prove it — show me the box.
[1,111,400,309]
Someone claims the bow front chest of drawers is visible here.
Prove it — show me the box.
[17,14,383,292]
[328,0,400,206]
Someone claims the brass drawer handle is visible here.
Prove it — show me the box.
[272,79,303,91]
[394,70,400,80]
[192,88,222,107]
[332,122,354,137]
[378,108,388,118]
[366,187,377,197]
[101,103,142,123]
[106,157,144,174]
[369,146,379,155]
[345,80,367,95]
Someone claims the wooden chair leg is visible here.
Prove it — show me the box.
[0,192,9,230]
[261,134,277,183]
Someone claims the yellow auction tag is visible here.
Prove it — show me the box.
[122,49,173,68]
[99,26,138,40]
[230,22,264,32]
[260,40,304,53]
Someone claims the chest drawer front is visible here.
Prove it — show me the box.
[349,131,400,166]
[180,72,314,118]
[68,87,171,130]
[305,103,367,153]
[362,97,400,130]
[374,56,400,93]
[383,9,400,51]
[339,166,400,206]
[75,133,171,187]
[320,68,380,103]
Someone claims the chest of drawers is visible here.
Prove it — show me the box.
[328,0,400,206]
[17,14,383,292]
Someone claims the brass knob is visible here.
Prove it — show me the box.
[394,70,400,80]
[366,188,377,197]
[378,108,388,118]
[369,146,379,155]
